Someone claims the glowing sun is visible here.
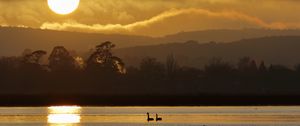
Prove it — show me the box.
[48,0,80,15]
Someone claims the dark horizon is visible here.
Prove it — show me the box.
[1,41,300,106]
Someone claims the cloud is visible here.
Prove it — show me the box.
[40,8,300,36]
[1,0,300,36]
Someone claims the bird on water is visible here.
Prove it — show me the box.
[155,113,162,121]
[147,112,154,122]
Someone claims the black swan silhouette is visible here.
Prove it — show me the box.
[147,112,154,122]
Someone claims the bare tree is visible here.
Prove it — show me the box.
[166,54,178,79]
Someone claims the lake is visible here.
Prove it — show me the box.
[0,106,300,126]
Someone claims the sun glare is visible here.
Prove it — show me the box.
[48,114,80,123]
[48,106,81,114]
[47,106,81,124]
[48,0,80,15]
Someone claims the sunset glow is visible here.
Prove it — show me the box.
[0,0,299,36]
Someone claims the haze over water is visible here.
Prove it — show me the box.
[0,106,300,126]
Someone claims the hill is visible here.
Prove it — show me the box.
[162,29,300,43]
[0,27,158,56]
[1,27,300,56]
[115,36,300,68]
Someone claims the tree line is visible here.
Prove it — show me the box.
[0,41,300,96]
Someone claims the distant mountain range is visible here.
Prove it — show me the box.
[115,36,300,68]
[0,27,157,56]
[1,27,300,56]
[162,29,300,43]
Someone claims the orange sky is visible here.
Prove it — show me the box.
[0,0,300,37]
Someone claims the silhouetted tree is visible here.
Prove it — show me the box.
[0,56,20,72]
[294,63,300,73]
[2,42,300,99]
[48,46,77,72]
[204,58,236,92]
[259,61,267,73]
[204,58,234,77]
[176,66,202,83]
[20,50,47,72]
[139,57,165,81]
[21,49,32,57]
[268,65,292,75]
[166,54,178,80]
[23,50,47,64]
[87,41,125,77]
[0,57,22,90]
[184,40,199,45]
[237,57,258,73]
[267,64,295,93]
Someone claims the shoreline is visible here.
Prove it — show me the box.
[0,94,300,107]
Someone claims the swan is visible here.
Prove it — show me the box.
[147,112,154,122]
[155,113,162,121]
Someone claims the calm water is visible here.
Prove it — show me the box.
[0,106,300,126]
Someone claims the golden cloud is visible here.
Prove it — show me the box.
[40,8,300,36]
[1,0,300,36]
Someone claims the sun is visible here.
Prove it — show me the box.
[48,0,80,15]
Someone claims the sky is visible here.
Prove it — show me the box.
[0,0,300,37]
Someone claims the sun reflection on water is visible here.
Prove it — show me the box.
[47,106,81,125]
